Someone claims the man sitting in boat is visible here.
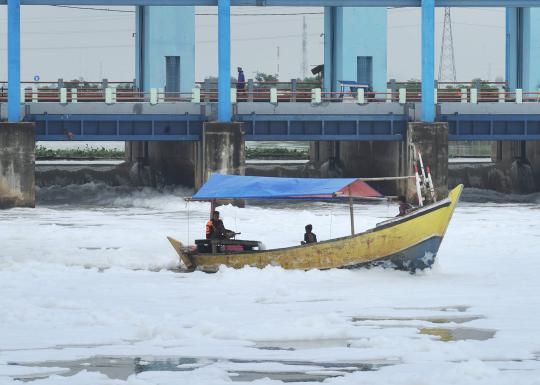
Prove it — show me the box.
[301,224,318,245]
[206,211,234,239]
[397,196,413,217]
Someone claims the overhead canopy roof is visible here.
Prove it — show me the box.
[192,174,383,200]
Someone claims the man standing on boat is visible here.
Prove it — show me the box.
[206,211,233,239]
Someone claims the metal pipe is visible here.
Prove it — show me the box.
[218,0,232,121]
[354,176,416,181]
[8,0,21,122]
[421,0,435,122]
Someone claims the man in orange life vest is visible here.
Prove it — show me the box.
[206,210,232,239]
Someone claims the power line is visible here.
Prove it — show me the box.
[51,5,324,16]
[0,33,321,51]
[0,29,133,36]
[52,5,133,12]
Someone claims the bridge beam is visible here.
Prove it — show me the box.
[421,0,435,122]
[7,1,540,7]
[7,0,21,122]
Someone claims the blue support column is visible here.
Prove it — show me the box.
[135,6,195,93]
[506,7,540,91]
[421,0,435,123]
[8,0,21,122]
[218,0,231,122]
[323,7,387,94]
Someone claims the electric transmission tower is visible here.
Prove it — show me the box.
[438,7,457,83]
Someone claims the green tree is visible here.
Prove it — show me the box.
[255,72,278,84]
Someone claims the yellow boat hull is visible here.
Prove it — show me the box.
[168,184,463,273]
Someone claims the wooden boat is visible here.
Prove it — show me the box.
[168,174,463,273]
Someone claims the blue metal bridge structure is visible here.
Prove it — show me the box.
[23,101,540,142]
[3,0,540,142]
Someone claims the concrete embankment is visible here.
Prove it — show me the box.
[35,158,538,195]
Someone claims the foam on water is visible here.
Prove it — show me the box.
[1,185,540,384]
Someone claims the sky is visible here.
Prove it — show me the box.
[0,5,506,84]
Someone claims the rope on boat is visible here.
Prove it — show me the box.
[355,176,416,181]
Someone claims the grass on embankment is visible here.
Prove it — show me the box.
[36,145,125,160]
[36,145,310,160]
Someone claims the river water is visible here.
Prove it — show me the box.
[1,185,540,384]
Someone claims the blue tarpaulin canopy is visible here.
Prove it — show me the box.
[192,174,383,200]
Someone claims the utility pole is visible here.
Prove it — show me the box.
[438,7,457,83]
[276,46,280,77]
[302,16,308,79]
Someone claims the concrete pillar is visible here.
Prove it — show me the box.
[324,7,387,94]
[198,122,245,189]
[491,140,538,193]
[125,141,199,187]
[406,122,449,201]
[506,7,540,91]
[309,141,406,195]
[0,122,35,208]
[338,141,405,196]
[526,142,540,191]
[308,141,343,178]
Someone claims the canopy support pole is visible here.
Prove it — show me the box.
[348,187,355,235]
[210,199,216,218]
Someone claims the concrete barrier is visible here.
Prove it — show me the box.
[461,88,468,103]
[150,88,158,105]
[516,88,523,104]
[357,88,365,104]
[60,88,67,104]
[105,87,113,104]
[270,88,278,104]
[399,88,406,104]
[470,88,478,104]
[498,88,506,103]
[311,88,321,104]
[32,86,38,103]
[191,88,201,103]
